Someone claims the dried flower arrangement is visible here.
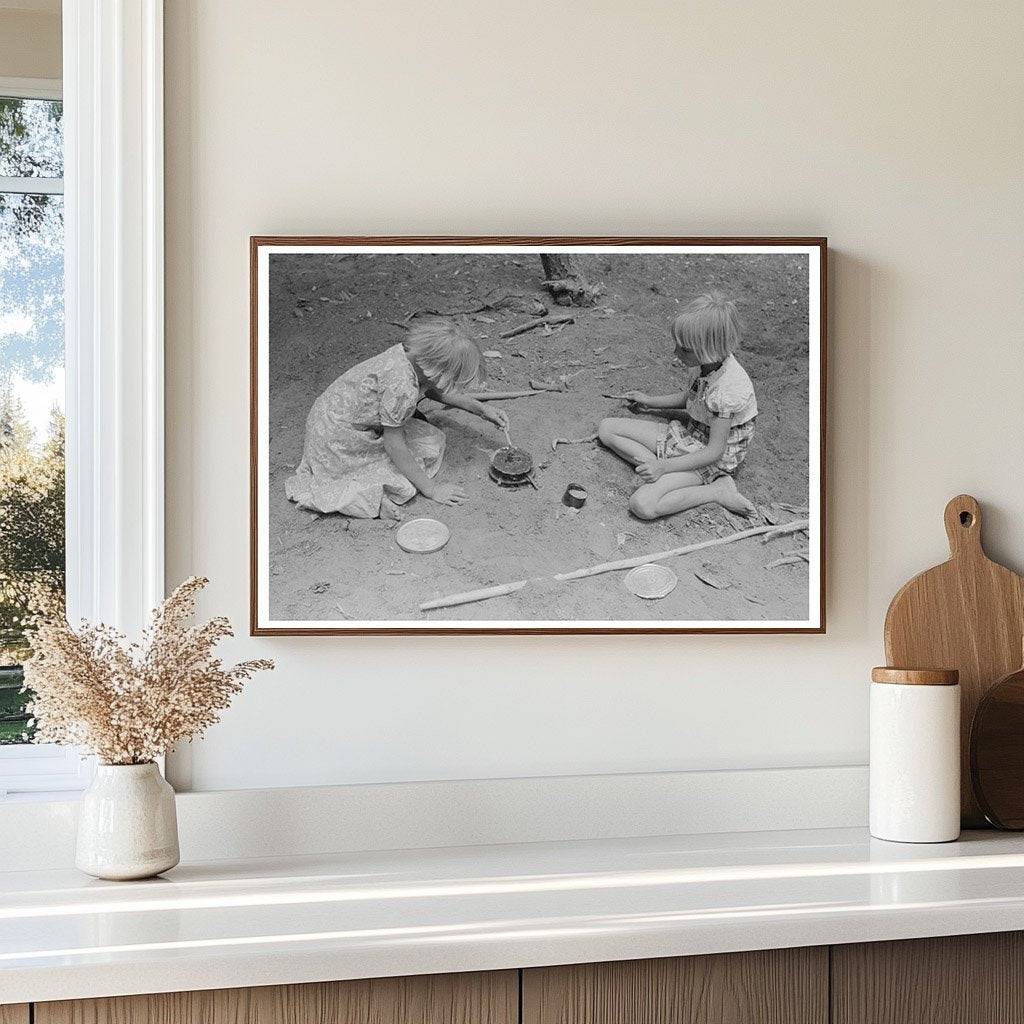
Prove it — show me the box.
[23,577,273,765]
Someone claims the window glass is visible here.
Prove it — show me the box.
[0,97,65,746]
[0,98,63,178]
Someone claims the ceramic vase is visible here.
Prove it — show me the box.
[76,762,180,880]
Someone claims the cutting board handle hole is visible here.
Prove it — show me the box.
[944,495,982,554]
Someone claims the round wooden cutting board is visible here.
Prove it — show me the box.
[970,657,1024,829]
[884,495,1024,826]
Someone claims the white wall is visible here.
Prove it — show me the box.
[164,0,1024,792]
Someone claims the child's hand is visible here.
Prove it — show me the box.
[426,483,468,507]
[636,459,666,483]
[483,407,510,432]
[623,390,651,406]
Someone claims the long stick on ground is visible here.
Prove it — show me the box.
[499,315,574,339]
[554,521,809,581]
[420,580,529,611]
[760,521,808,543]
[419,520,810,611]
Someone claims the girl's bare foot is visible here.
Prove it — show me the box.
[711,476,756,517]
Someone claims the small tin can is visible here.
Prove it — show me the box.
[562,483,587,508]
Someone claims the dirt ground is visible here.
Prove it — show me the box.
[266,252,811,623]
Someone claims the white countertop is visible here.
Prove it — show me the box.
[4,826,1024,1004]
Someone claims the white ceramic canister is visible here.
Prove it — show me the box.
[76,762,180,880]
[869,667,961,843]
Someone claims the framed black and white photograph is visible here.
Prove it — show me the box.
[251,237,826,635]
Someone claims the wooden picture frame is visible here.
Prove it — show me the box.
[251,237,826,635]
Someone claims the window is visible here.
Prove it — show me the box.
[0,88,66,736]
[0,79,83,796]
[0,5,166,798]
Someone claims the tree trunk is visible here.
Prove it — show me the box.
[539,255,602,307]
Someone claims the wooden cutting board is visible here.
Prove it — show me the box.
[884,494,1024,826]
[970,652,1024,829]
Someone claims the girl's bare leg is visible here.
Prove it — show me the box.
[597,417,664,466]
[630,472,755,520]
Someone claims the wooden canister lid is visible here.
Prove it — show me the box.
[871,666,959,686]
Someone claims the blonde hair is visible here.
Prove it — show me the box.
[671,292,742,363]
[404,318,483,394]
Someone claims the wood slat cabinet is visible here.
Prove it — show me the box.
[522,947,828,1024]
[832,932,1024,1024]
[34,971,517,1024]
[17,932,1024,1024]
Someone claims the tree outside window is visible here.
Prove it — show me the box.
[0,94,65,745]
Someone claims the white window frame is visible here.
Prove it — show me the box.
[0,77,61,101]
[0,1,164,799]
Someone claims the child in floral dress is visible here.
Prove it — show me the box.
[286,319,508,519]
